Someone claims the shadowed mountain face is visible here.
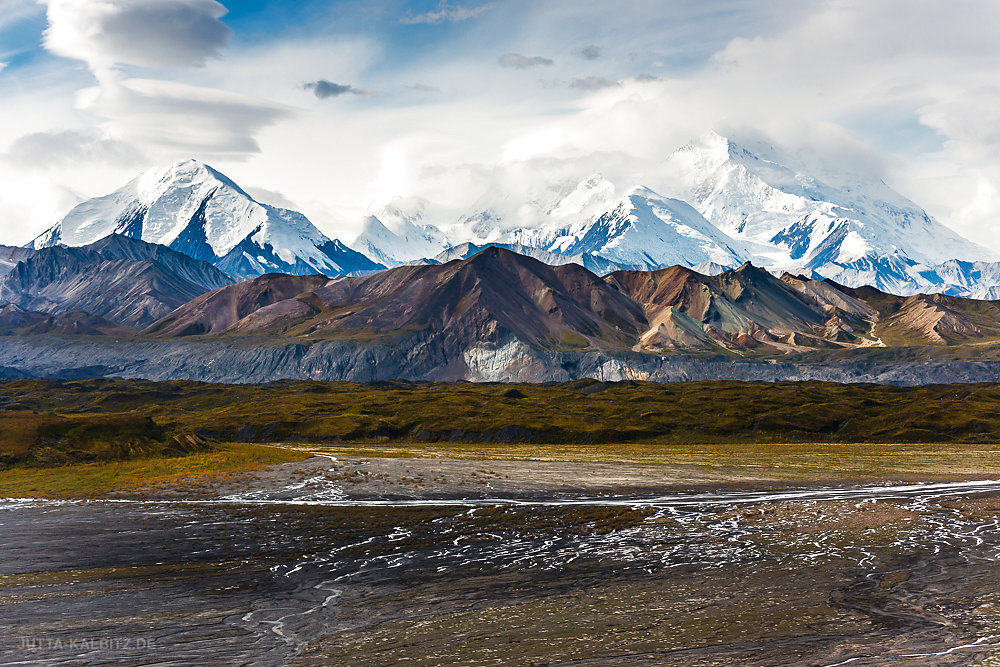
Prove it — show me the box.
[0,236,234,329]
[0,305,124,337]
[0,246,35,277]
[148,247,648,351]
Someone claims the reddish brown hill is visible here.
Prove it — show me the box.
[144,273,330,336]
[147,248,647,351]
[607,262,876,351]
[142,250,1000,355]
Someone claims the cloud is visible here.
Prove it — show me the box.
[241,185,300,210]
[407,83,440,93]
[0,63,6,73]
[41,0,230,71]
[6,127,144,168]
[400,1,496,25]
[11,0,1000,254]
[304,80,365,99]
[497,53,554,69]
[574,45,602,60]
[79,76,291,157]
[32,0,283,161]
[0,167,84,245]
[569,76,620,91]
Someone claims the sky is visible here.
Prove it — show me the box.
[1,0,999,248]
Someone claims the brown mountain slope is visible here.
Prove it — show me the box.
[147,247,647,351]
[836,286,1000,345]
[144,274,330,336]
[146,250,1000,358]
[606,262,877,352]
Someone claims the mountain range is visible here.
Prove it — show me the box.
[2,237,1000,383]
[4,132,1000,383]
[351,132,1000,296]
[142,247,1000,355]
[23,133,1000,298]
[0,235,232,328]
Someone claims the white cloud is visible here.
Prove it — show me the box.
[0,164,85,245]
[41,0,230,71]
[497,54,553,69]
[78,75,290,157]
[6,0,1000,255]
[400,1,496,25]
[32,0,285,163]
[6,127,143,168]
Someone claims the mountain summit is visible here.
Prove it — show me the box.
[664,131,996,292]
[516,185,749,270]
[31,160,383,280]
[346,133,999,296]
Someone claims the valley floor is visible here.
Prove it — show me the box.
[2,445,1000,665]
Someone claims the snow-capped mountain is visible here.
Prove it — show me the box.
[664,131,996,291]
[350,201,449,267]
[359,176,748,273]
[26,138,1000,298]
[510,185,748,270]
[358,150,1000,294]
[31,160,383,280]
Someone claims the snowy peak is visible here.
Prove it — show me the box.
[664,132,995,276]
[669,130,739,176]
[32,160,383,280]
[350,200,449,267]
[27,141,1000,299]
[351,215,408,267]
[547,173,616,219]
[134,159,244,202]
[534,184,747,270]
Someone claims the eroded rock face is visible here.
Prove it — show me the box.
[463,339,549,382]
[1,336,999,386]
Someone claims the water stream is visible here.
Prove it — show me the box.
[2,479,1000,665]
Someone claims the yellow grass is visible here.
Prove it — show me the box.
[0,443,309,498]
[287,441,1000,484]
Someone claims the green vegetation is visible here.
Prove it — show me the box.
[0,410,190,468]
[3,378,1000,452]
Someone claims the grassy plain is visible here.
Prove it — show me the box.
[3,378,1000,448]
[4,378,1000,497]
[0,443,307,498]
